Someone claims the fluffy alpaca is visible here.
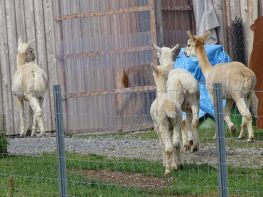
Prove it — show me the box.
[167,68,200,151]
[150,63,183,175]
[12,39,48,137]
[185,31,257,142]
[153,44,200,151]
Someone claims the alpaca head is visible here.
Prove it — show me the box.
[151,63,173,92]
[153,44,180,66]
[17,38,35,62]
[184,31,209,57]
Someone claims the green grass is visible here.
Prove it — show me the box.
[0,153,262,196]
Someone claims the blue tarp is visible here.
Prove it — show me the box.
[173,45,231,118]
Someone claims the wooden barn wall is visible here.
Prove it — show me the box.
[0,0,57,135]
[0,0,195,135]
[57,0,157,133]
[155,0,195,47]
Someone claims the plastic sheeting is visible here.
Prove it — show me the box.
[173,45,231,118]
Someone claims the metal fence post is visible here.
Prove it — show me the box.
[213,83,228,197]
[54,85,68,197]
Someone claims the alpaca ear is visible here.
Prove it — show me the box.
[18,38,22,46]
[28,39,35,46]
[151,63,159,75]
[202,32,209,42]
[153,43,162,58]
[187,31,195,40]
[153,43,161,52]
[171,44,180,54]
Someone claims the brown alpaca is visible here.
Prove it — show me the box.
[250,16,263,128]
[185,32,257,142]
[12,39,48,137]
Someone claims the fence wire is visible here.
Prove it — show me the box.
[0,0,262,196]
[1,86,262,196]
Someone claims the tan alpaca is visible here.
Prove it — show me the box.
[153,44,200,151]
[185,31,257,142]
[12,39,48,137]
[150,64,183,175]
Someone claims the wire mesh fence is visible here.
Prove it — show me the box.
[0,0,262,196]
[1,84,263,196]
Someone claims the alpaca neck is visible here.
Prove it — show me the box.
[17,53,26,67]
[156,80,166,98]
[195,45,212,78]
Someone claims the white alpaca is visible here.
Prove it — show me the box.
[12,39,48,137]
[153,44,200,151]
[150,63,183,175]
[185,31,257,142]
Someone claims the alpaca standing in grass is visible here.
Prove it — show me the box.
[12,39,48,137]
[153,44,200,151]
[150,63,183,175]
[185,31,257,142]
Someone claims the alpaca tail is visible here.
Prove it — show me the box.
[250,92,258,117]
[240,67,256,92]
[164,99,181,119]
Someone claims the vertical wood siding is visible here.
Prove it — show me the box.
[0,0,56,135]
[0,0,195,134]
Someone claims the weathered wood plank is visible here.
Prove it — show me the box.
[24,0,37,55]
[43,0,58,131]
[15,0,27,40]
[34,0,52,131]
[52,0,68,132]
[5,0,19,134]
[0,0,12,133]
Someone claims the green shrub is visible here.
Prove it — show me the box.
[0,133,8,157]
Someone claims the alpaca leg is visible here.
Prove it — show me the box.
[172,119,182,170]
[184,113,193,151]
[191,104,199,152]
[38,97,45,135]
[156,129,166,167]
[27,106,33,133]
[209,94,218,140]
[25,95,44,137]
[224,99,236,135]
[181,120,190,151]
[235,99,254,141]
[160,125,173,175]
[17,99,26,137]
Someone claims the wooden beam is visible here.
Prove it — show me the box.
[154,0,164,46]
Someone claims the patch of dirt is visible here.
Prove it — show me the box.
[76,169,166,190]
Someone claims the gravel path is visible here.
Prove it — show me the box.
[8,137,263,168]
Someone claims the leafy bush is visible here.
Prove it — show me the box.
[0,133,8,157]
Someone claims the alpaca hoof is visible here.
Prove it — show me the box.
[191,144,199,152]
[247,137,254,143]
[176,164,183,170]
[237,136,245,140]
[40,133,46,137]
[164,169,172,176]
[171,163,183,170]
[20,133,26,138]
[230,125,236,135]
[30,133,36,137]
[184,144,191,151]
